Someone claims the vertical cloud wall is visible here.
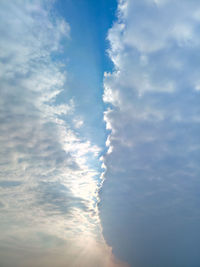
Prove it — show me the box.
[101,0,200,266]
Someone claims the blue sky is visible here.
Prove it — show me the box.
[54,0,117,147]
[0,1,200,267]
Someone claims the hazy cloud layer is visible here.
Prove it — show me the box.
[101,0,200,266]
[0,1,126,266]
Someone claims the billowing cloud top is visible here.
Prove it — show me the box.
[0,1,128,266]
[101,0,200,266]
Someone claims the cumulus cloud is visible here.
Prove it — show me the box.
[101,0,200,266]
[0,1,126,266]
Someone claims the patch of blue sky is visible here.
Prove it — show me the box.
[54,0,117,149]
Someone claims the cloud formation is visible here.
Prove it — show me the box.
[0,1,127,266]
[101,0,200,266]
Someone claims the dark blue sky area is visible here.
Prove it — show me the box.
[56,0,117,72]
[55,0,117,147]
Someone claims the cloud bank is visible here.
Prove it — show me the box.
[0,1,127,266]
[101,0,200,266]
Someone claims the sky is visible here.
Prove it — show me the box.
[0,1,200,267]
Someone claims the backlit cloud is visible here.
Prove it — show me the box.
[0,1,126,266]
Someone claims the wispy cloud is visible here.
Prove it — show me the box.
[101,0,200,266]
[0,1,127,266]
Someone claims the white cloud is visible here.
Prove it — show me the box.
[73,118,84,128]
[0,1,126,266]
[101,0,200,266]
